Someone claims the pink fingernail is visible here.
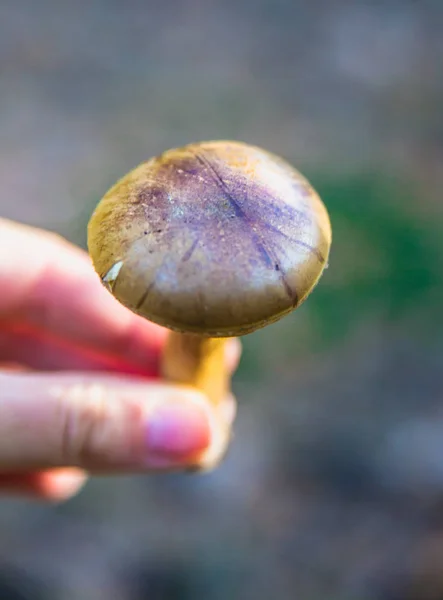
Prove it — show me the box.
[146,402,211,463]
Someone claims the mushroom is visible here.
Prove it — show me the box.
[87,140,332,469]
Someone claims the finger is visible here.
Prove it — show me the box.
[0,372,231,473]
[0,219,167,371]
[0,468,87,501]
[0,324,242,378]
[0,323,159,377]
[225,338,242,375]
[220,393,237,427]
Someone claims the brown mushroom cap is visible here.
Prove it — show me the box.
[87,140,332,337]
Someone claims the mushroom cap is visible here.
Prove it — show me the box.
[87,140,331,337]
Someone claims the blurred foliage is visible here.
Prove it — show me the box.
[312,173,443,344]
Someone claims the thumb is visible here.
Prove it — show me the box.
[0,373,228,472]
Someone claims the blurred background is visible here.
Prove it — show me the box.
[1,0,443,598]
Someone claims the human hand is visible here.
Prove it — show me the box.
[0,218,240,502]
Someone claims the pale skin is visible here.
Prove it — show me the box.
[0,218,240,502]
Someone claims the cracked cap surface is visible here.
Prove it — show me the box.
[87,140,332,337]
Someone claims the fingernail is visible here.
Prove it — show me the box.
[146,400,211,464]
[225,338,242,372]
[43,469,88,502]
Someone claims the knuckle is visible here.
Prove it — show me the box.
[57,383,111,465]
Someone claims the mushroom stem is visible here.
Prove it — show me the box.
[161,332,232,469]
[161,333,230,407]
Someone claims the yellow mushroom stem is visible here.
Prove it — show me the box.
[161,333,232,469]
[162,333,230,407]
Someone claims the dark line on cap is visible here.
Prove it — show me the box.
[136,281,155,310]
[193,150,299,306]
[263,222,326,263]
[193,151,275,269]
[281,272,298,306]
[182,237,199,262]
